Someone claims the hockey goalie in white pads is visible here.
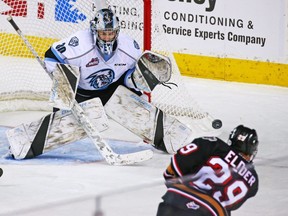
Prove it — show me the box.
[6,51,185,163]
[7,51,170,160]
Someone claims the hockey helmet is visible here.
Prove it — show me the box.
[228,125,259,161]
[90,8,120,60]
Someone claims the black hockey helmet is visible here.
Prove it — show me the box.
[228,125,259,161]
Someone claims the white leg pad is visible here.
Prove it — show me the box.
[105,86,192,154]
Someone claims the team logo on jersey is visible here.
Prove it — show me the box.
[86,58,99,67]
[68,36,79,47]
[133,40,140,49]
[86,69,115,89]
[186,201,200,210]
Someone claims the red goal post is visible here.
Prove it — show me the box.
[143,0,152,51]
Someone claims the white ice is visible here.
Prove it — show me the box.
[0,77,287,216]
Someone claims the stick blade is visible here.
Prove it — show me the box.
[111,149,154,166]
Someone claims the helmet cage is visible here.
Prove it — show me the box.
[90,9,120,58]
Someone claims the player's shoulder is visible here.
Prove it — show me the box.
[117,33,142,58]
[193,136,226,146]
[65,29,93,47]
[52,29,93,57]
[118,33,140,48]
[54,29,91,47]
[191,136,228,153]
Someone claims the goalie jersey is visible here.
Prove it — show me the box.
[163,137,259,213]
[44,29,142,103]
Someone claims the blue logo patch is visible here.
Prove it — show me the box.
[86,69,115,90]
[68,36,79,47]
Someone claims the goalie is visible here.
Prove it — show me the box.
[43,7,179,150]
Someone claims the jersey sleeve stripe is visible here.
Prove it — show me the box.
[172,154,183,176]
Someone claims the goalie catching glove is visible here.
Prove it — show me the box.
[126,50,172,92]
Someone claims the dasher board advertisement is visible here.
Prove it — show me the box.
[155,0,288,63]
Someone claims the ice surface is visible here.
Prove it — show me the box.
[0,77,288,216]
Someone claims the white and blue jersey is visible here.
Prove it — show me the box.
[44,29,142,104]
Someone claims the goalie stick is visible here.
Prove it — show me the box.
[7,16,153,165]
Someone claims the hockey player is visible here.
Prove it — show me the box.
[44,8,142,105]
[156,125,259,216]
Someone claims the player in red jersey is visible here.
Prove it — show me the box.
[157,125,259,216]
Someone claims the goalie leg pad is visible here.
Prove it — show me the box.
[6,98,109,159]
[105,86,192,154]
[50,64,80,109]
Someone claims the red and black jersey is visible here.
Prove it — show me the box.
[163,136,259,212]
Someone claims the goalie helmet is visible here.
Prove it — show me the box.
[228,125,259,161]
[90,8,120,60]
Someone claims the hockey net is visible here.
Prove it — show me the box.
[0,0,220,134]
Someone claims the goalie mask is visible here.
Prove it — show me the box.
[90,8,120,61]
[228,125,259,162]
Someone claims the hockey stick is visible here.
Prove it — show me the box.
[7,16,153,165]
